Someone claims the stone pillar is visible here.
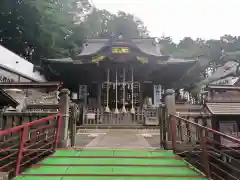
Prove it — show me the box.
[0,172,8,180]
[59,89,70,148]
[164,89,176,147]
[0,107,4,130]
[165,89,176,115]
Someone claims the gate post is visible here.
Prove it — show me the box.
[0,108,3,141]
[59,89,70,148]
[0,107,4,130]
[164,89,176,149]
[69,103,78,147]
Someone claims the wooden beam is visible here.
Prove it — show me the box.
[3,111,58,116]
[26,104,60,109]
[0,82,62,89]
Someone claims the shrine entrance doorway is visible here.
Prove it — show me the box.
[98,68,141,125]
[101,81,140,112]
[81,68,159,127]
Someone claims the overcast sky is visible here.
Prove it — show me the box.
[93,0,240,42]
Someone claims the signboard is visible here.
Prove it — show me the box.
[92,56,105,63]
[211,77,239,86]
[153,85,162,106]
[79,85,87,103]
[0,68,18,82]
[20,77,31,82]
[219,121,240,147]
[86,113,95,120]
[111,47,129,54]
[136,56,148,64]
[0,68,33,82]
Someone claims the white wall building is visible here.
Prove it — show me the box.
[0,45,46,82]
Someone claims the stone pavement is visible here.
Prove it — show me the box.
[75,129,161,148]
[85,131,151,148]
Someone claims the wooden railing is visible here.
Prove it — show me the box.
[0,113,62,178]
[169,115,240,180]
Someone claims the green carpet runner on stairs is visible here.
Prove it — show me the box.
[14,148,207,180]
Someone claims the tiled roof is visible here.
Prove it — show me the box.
[206,102,240,115]
[0,89,19,108]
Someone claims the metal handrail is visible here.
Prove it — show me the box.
[170,114,240,144]
[0,113,62,177]
[168,114,240,180]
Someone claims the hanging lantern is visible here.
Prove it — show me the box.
[114,69,119,114]
[130,68,135,114]
[121,68,127,113]
[105,68,110,113]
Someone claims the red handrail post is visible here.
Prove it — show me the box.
[199,128,211,178]
[169,115,176,152]
[15,126,27,176]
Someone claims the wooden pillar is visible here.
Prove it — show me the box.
[0,107,4,141]
[140,81,144,108]
[59,89,70,148]
[69,104,77,147]
[97,83,102,108]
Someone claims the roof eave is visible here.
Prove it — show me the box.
[43,58,74,63]
[0,89,19,108]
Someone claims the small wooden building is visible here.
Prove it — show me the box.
[0,89,19,130]
[204,85,240,147]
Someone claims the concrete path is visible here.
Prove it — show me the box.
[85,131,150,148]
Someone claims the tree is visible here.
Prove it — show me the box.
[0,0,92,63]
[158,34,240,97]
[82,10,149,38]
[0,2,149,62]
[3,0,240,97]
[158,36,176,56]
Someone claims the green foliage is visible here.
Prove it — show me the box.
[160,35,240,65]
[1,0,240,88]
[0,0,91,62]
[81,9,149,38]
[0,1,149,63]
[159,35,240,96]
